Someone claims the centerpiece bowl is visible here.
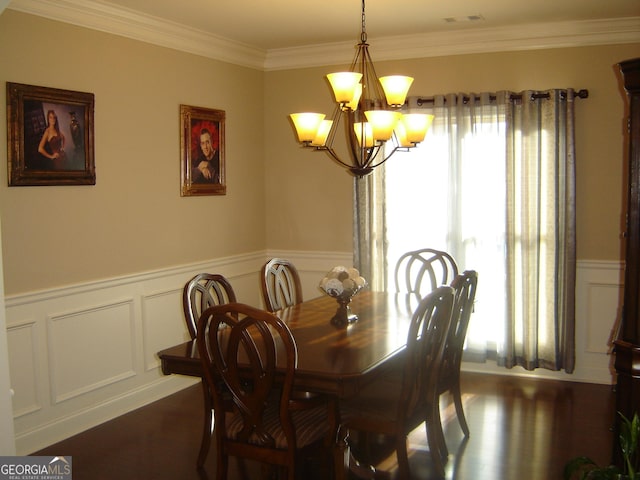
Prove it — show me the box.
[319,266,367,327]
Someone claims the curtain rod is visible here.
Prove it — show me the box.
[416,89,589,106]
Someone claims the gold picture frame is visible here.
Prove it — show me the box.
[7,82,95,186]
[180,104,226,196]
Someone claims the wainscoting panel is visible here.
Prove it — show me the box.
[47,299,137,404]
[3,252,622,454]
[141,288,186,372]
[586,283,623,353]
[6,320,39,418]
[574,260,624,383]
[5,251,271,455]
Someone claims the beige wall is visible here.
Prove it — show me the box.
[1,9,638,296]
[264,67,354,251]
[265,44,640,263]
[0,11,266,295]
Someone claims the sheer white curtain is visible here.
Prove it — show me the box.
[355,90,577,372]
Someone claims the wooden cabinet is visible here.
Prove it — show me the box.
[614,57,640,463]
[619,58,640,344]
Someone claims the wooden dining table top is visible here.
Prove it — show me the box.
[157,290,418,397]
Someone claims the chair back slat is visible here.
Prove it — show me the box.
[261,258,303,312]
[182,273,236,339]
[394,248,458,296]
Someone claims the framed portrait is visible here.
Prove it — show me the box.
[180,104,226,196]
[7,82,95,186]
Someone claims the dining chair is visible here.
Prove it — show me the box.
[182,273,237,467]
[438,270,478,453]
[394,248,459,297]
[260,258,303,312]
[183,273,237,340]
[196,302,336,480]
[340,286,455,479]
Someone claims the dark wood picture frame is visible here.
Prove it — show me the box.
[180,104,226,196]
[7,82,95,186]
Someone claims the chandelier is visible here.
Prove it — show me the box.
[289,0,433,177]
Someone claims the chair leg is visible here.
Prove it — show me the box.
[452,384,470,437]
[433,397,449,459]
[198,379,214,468]
[287,463,295,480]
[396,437,411,480]
[426,395,448,462]
[426,411,446,478]
[215,445,227,480]
[332,425,349,480]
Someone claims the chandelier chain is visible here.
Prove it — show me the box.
[360,0,367,43]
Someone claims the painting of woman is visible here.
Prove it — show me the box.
[37,109,67,170]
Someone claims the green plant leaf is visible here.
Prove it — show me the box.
[564,456,598,480]
[618,411,639,477]
[565,412,639,480]
[584,465,622,480]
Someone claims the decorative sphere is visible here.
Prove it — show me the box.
[319,266,367,299]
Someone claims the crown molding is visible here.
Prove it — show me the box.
[265,17,640,70]
[6,0,267,70]
[5,0,640,72]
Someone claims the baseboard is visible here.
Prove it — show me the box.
[461,360,615,385]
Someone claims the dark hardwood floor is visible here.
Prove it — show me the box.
[33,371,616,480]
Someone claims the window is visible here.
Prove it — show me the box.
[384,114,506,357]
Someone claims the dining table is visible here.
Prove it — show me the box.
[157,290,420,478]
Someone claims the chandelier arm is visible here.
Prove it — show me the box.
[323,105,371,170]
[318,146,359,170]
[361,46,386,103]
[348,133,379,170]
[345,110,378,169]
[326,104,343,147]
[364,145,412,170]
[359,145,384,169]
[346,111,369,169]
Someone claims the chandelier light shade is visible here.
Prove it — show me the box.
[289,113,326,143]
[289,0,434,177]
[326,72,363,103]
[397,113,435,147]
[379,76,414,106]
[311,120,334,146]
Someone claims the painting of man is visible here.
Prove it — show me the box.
[180,105,226,196]
[192,126,220,184]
